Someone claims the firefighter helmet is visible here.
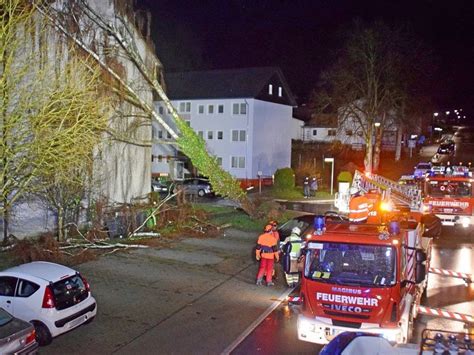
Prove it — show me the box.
[291,227,301,236]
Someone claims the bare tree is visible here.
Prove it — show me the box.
[36,0,252,213]
[0,0,108,242]
[312,21,433,173]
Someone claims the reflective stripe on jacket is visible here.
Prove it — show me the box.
[256,232,279,260]
[283,234,302,258]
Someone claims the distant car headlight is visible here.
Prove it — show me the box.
[461,217,470,228]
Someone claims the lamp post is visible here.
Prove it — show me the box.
[324,157,334,196]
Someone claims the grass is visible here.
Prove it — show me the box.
[268,186,333,200]
[0,251,17,270]
[193,203,301,232]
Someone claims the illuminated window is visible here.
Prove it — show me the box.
[268,84,273,95]
[278,86,282,97]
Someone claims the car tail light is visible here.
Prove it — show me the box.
[42,286,55,308]
[81,275,90,292]
[25,329,36,344]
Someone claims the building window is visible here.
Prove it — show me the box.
[207,131,213,140]
[312,129,317,136]
[278,86,282,97]
[198,131,203,138]
[328,129,336,136]
[231,156,245,169]
[158,155,163,162]
[232,130,246,142]
[216,157,222,166]
[208,105,214,114]
[345,129,353,136]
[158,130,163,139]
[268,84,273,95]
[179,102,191,113]
[198,105,204,114]
[217,131,223,140]
[159,106,164,115]
[167,131,172,139]
[218,104,224,114]
[186,120,191,126]
[232,103,247,115]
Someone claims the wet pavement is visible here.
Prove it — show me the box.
[232,224,473,354]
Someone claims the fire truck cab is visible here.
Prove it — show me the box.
[422,165,474,227]
[285,214,431,345]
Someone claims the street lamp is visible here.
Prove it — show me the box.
[324,157,335,196]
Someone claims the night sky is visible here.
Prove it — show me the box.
[136,0,474,120]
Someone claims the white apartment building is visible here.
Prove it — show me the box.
[152,67,298,182]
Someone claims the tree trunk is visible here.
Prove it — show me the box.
[395,125,403,161]
[364,126,374,173]
[57,207,64,242]
[373,126,383,172]
[2,205,9,244]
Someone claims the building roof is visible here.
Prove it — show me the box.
[305,114,338,128]
[164,67,297,106]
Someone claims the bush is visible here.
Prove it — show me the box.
[337,171,353,182]
[274,168,295,189]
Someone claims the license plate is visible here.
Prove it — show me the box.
[69,315,87,328]
[325,328,342,341]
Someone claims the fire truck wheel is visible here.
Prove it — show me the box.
[421,214,442,238]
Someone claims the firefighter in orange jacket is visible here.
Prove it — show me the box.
[256,224,279,286]
[348,189,370,222]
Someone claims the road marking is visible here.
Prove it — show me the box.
[221,287,295,355]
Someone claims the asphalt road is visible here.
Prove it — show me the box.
[419,138,474,165]
[231,225,474,354]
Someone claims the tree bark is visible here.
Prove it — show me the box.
[373,125,383,172]
[364,125,374,173]
[395,124,403,161]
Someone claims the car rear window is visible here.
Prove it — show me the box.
[52,275,88,310]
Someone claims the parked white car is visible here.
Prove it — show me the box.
[0,262,97,346]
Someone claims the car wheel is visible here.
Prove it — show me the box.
[198,189,205,197]
[33,321,52,346]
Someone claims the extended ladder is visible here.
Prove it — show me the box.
[352,170,423,210]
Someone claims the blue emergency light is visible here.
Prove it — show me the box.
[314,215,325,235]
[388,221,400,235]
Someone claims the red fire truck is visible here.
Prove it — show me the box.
[422,165,474,227]
[283,212,432,345]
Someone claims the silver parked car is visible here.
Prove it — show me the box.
[0,307,38,354]
[175,178,214,197]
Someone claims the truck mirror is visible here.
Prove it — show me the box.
[282,253,291,273]
[282,242,292,255]
[415,263,426,284]
[416,249,427,263]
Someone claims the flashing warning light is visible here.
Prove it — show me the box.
[380,201,393,212]
[314,216,325,235]
[365,171,372,178]
[392,239,399,245]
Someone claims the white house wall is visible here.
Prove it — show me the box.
[152,97,293,180]
[303,127,336,142]
[252,100,292,178]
